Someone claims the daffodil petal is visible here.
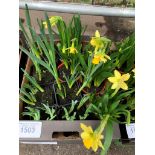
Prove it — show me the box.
[92,142,98,152]
[81,132,90,139]
[111,83,118,89]
[100,57,107,63]
[122,73,130,81]
[120,82,128,90]
[95,30,100,38]
[42,22,47,28]
[80,123,93,133]
[90,38,96,46]
[98,141,104,150]
[99,134,104,139]
[114,70,121,78]
[104,54,111,60]
[108,77,117,83]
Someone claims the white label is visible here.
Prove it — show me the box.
[19,121,42,138]
[126,123,135,139]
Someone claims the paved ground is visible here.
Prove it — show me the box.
[19,9,134,41]
[20,142,135,155]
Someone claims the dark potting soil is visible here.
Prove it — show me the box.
[82,81,106,95]
[31,65,55,86]
[56,82,82,106]
[58,63,71,82]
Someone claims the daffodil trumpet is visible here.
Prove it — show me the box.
[92,50,111,65]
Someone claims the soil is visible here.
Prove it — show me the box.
[31,66,56,105]
[81,80,106,95]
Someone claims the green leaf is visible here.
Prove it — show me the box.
[109,101,120,113]
[125,110,131,125]
[100,94,109,113]
[21,68,44,92]
[77,94,90,110]
[20,87,34,102]
[44,13,56,66]
[20,46,54,76]
[94,72,112,87]
[42,104,56,120]
[69,100,77,114]
[115,89,134,101]
[100,121,113,155]
[91,104,102,115]
[19,95,35,105]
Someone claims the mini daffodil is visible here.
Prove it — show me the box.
[108,70,130,91]
[92,51,111,64]
[80,123,104,152]
[43,16,62,28]
[65,40,78,54]
[69,42,77,54]
[90,30,104,52]
[61,40,77,54]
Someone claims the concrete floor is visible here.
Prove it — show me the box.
[20,142,135,155]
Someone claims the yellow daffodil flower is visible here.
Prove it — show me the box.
[90,30,104,52]
[80,123,104,152]
[92,52,111,64]
[43,16,62,28]
[108,70,130,91]
[61,40,77,54]
[64,40,78,54]
[69,42,77,54]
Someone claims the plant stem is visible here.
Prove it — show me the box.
[76,81,88,96]
[55,75,62,90]
[111,88,119,98]
[97,114,110,135]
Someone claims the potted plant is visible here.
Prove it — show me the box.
[19,5,135,155]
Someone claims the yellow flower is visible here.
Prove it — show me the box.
[61,40,77,54]
[80,123,104,152]
[90,30,104,52]
[43,16,62,28]
[92,52,111,64]
[108,70,130,91]
[69,45,77,54]
[68,41,78,54]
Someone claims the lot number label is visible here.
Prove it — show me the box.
[126,123,135,139]
[19,121,42,138]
